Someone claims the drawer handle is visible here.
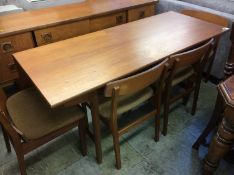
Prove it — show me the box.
[41,32,53,43]
[139,11,145,19]
[1,42,14,53]
[116,15,124,24]
[8,63,17,72]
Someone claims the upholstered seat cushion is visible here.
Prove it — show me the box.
[172,66,194,86]
[6,88,84,140]
[99,87,154,118]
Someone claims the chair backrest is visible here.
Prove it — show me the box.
[181,10,229,27]
[104,58,169,97]
[170,38,213,76]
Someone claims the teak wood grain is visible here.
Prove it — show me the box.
[0,0,156,37]
[0,0,156,85]
[13,12,227,108]
[90,12,126,32]
[34,20,90,46]
[128,3,155,22]
[0,33,35,84]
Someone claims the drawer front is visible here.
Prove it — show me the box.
[34,20,90,46]
[90,12,127,32]
[0,55,18,84]
[128,4,155,22]
[0,32,35,84]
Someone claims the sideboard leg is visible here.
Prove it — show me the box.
[224,23,234,78]
[203,107,234,175]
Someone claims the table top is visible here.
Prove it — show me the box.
[0,0,156,37]
[14,11,228,108]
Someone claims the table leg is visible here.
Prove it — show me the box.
[90,92,102,164]
[203,106,234,175]
[224,23,234,78]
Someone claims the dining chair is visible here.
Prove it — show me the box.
[181,10,229,82]
[97,59,168,169]
[0,87,87,175]
[162,38,213,136]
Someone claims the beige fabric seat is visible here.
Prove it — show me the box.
[153,66,194,89]
[99,87,154,118]
[6,88,84,140]
[172,66,194,86]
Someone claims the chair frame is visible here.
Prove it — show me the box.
[0,88,87,175]
[162,38,214,136]
[181,10,229,82]
[100,59,169,169]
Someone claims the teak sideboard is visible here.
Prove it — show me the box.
[0,0,157,86]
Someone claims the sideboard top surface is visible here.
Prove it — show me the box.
[0,0,157,37]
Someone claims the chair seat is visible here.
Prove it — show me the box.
[172,66,194,86]
[99,87,154,118]
[6,88,84,140]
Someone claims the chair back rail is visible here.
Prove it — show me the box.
[105,58,169,97]
[170,38,214,72]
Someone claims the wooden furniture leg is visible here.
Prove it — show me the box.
[78,118,87,156]
[191,78,201,115]
[203,75,234,174]
[1,124,11,153]
[90,92,102,164]
[203,107,234,175]
[224,23,234,78]
[192,93,223,150]
[110,120,121,169]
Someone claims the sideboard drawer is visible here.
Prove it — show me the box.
[128,4,155,22]
[0,56,18,84]
[0,32,35,84]
[90,12,127,32]
[34,20,90,46]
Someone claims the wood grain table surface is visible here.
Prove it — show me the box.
[13,11,228,108]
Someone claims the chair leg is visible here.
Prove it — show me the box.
[110,122,121,169]
[15,150,27,175]
[191,79,201,116]
[112,132,121,169]
[182,80,193,106]
[1,125,11,153]
[155,115,160,142]
[204,56,215,83]
[78,118,87,156]
[183,94,190,106]
[162,92,170,136]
